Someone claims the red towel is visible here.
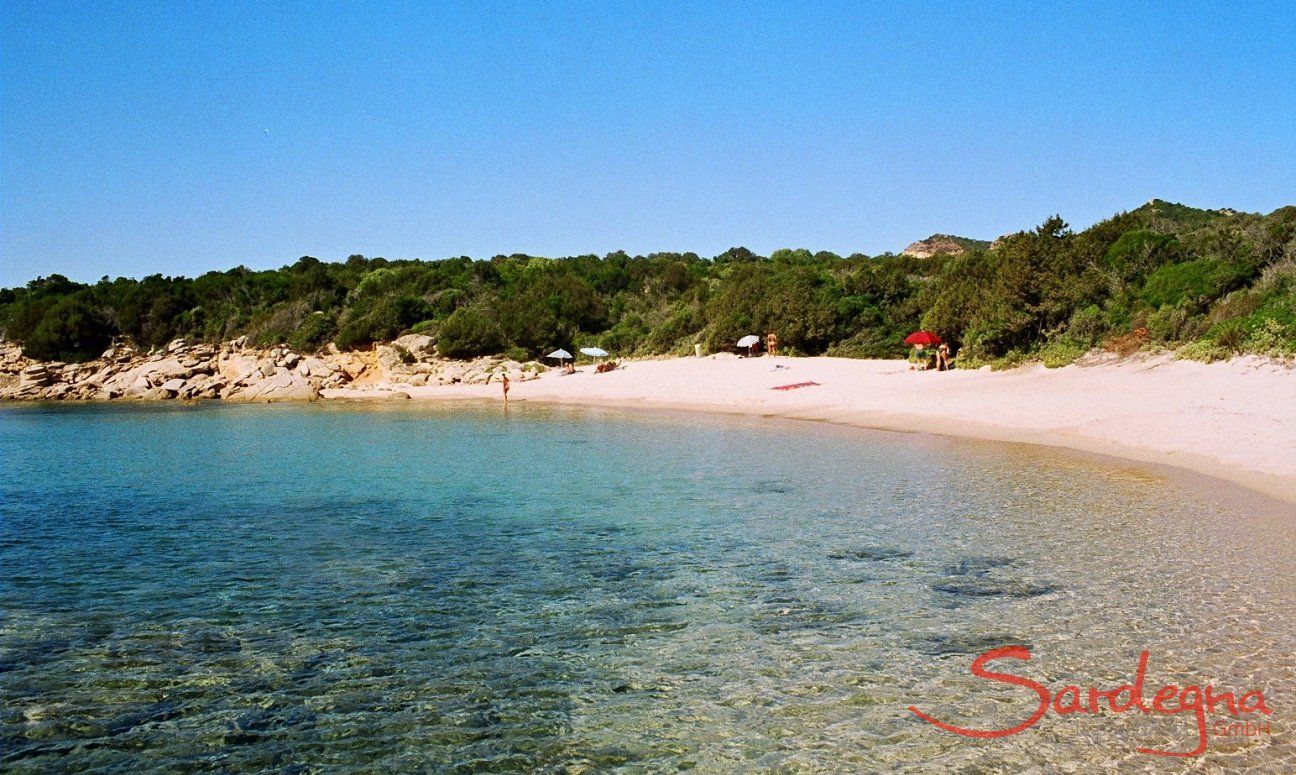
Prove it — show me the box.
[771,381,821,391]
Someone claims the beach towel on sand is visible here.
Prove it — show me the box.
[771,381,821,391]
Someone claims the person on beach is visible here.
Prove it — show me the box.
[936,343,950,371]
[766,331,779,357]
[501,374,510,403]
[909,345,924,370]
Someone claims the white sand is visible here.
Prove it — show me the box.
[325,354,1296,504]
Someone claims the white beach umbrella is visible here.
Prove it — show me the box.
[579,347,609,358]
[547,348,573,363]
[736,334,760,355]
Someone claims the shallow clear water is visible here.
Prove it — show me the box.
[2,402,1293,772]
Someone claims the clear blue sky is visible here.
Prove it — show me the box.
[3,1,1294,286]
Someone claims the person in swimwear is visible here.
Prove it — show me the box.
[936,343,950,371]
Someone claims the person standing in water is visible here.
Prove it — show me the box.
[501,374,510,404]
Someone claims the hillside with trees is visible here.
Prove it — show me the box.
[2,200,1293,367]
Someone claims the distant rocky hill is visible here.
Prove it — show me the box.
[900,234,991,258]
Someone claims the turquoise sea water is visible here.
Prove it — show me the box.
[2,402,1294,772]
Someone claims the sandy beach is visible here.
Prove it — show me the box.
[325,354,1296,504]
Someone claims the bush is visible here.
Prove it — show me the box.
[1244,318,1294,356]
[989,349,1031,370]
[353,268,397,299]
[1040,337,1086,368]
[952,350,992,369]
[334,317,376,350]
[647,307,696,353]
[436,308,505,359]
[600,315,650,354]
[1141,258,1244,308]
[287,312,335,352]
[1213,321,1248,352]
[1104,229,1181,280]
[823,328,902,359]
[951,338,994,368]
[1066,305,1105,346]
[1145,303,1206,343]
[1177,340,1230,363]
[22,295,114,362]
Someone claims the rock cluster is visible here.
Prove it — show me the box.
[0,336,545,402]
[372,335,544,388]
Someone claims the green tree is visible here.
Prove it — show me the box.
[23,295,115,362]
[436,308,505,358]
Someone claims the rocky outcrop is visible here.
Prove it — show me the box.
[901,234,991,258]
[0,337,546,402]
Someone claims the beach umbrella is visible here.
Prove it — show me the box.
[904,330,942,346]
[546,348,573,364]
[736,334,760,356]
[579,347,609,358]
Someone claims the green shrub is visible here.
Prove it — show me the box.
[22,295,114,362]
[334,317,375,350]
[436,308,505,359]
[1144,303,1206,342]
[951,338,993,368]
[989,349,1031,370]
[1213,321,1248,352]
[600,315,650,354]
[1066,305,1105,346]
[1104,229,1181,280]
[647,307,696,352]
[1245,318,1295,356]
[287,312,335,352]
[952,351,991,369]
[353,268,396,299]
[1141,258,1244,308]
[823,328,902,359]
[1040,337,1086,368]
[1176,340,1230,362]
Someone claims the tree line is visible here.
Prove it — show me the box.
[2,200,1293,366]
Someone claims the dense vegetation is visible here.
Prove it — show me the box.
[3,200,1294,366]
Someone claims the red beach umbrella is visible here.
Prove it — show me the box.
[904,330,943,346]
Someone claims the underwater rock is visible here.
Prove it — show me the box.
[915,631,1033,655]
[931,555,1058,599]
[828,546,914,561]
